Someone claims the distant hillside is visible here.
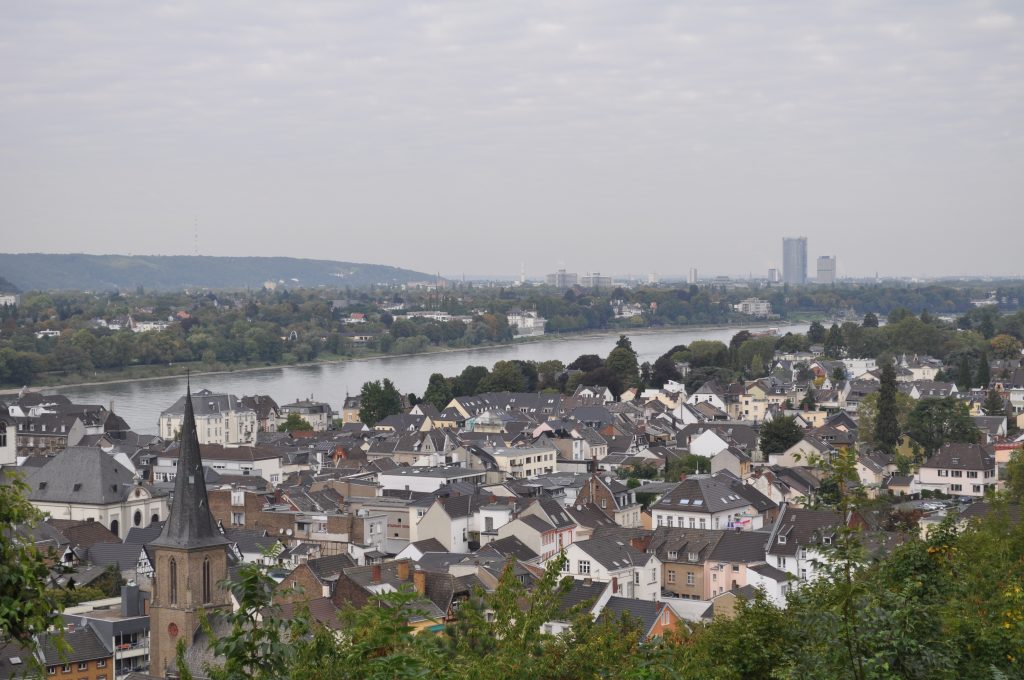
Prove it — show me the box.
[0,275,19,293]
[0,254,433,292]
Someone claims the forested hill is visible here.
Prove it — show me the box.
[0,254,432,291]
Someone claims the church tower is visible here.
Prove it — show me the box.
[148,384,231,677]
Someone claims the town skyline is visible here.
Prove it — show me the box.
[2,2,1022,279]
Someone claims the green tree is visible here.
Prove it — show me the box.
[906,397,979,456]
[422,372,455,411]
[1005,447,1024,502]
[478,360,527,392]
[0,473,63,652]
[824,324,844,358]
[358,378,403,427]
[759,415,805,454]
[874,362,901,453]
[956,356,973,391]
[981,389,1005,416]
[808,320,827,344]
[799,386,817,411]
[650,354,682,388]
[605,346,640,390]
[975,351,990,389]
[277,412,313,432]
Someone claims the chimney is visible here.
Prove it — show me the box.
[629,536,650,552]
[371,564,382,584]
[413,569,427,595]
[397,560,410,582]
[67,623,75,633]
[679,473,686,481]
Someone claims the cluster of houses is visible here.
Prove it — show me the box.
[1,347,1022,679]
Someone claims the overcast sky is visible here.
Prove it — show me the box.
[2,1,1021,280]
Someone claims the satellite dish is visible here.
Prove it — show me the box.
[286,529,293,536]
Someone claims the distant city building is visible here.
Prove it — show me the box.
[816,256,836,285]
[783,237,807,285]
[687,268,698,285]
[767,268,781,283]
[647,272,659,284]
[580,273,614,290]
[546,269,578,289]
[734,298,773,317]
[0,292,20,306]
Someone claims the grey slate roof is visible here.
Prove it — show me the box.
[160,388,253,417]
[38,627,110,664]
[124,521,165,544]
[574,536,653,570]
[25,447,144,505]
[709,531,771,563]
[87,542,144,571]
[921,442,996,471]
[598,597,666,636]
[479,536,538,562]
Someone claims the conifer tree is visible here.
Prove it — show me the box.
[874,361,900,453]
[975,351,990,389]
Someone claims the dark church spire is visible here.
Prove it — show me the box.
[151,383,228,549]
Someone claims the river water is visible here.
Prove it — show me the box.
[58,323,808,434]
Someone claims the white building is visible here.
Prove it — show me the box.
[24,447,168,538]
[557,537,662,601]
[915,442,1001,498]
[506,310,547,337]
[158,389,257,446]
[734,298,773,317]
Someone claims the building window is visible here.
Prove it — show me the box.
[950,484,963,492]
[967,471,978,478]
[951,470,962,478]
[561,559,570,573]
[203,557,212,604]
[800,548,807,560]
[699,518,706,529]
[601,499,607,509]
[634,571,640,585]
[232,512,244,525]
[78,662,88,670]
[801,567,808,580]
[657,515,664,527]
[686,572,694,586]
[169,558,178,605]
[96,660,106,668]
[578,560,591,575]
[668,571,676,583]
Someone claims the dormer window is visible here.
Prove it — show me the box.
[668,550,678,560]
[823,536,832,546]
[688,552,698,562]
[778,535,787,544]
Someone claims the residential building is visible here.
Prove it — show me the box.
[650,475,776,531]
[765,506,843,583]
[506,310,547,337]
[279,398,334,431]
[734,298,772,317]
[915,442,1001,498]
[558,537,662,601]
[158,389,257,446]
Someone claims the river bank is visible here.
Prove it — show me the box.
[2,319,803,396]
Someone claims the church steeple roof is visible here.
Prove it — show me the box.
[151,382,228,549]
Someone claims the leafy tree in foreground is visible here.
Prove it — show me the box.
[906,397,979,456]
[0,473,63,664]
[759,415,805,454]
[358,378,403,427]
[277,412,313,432]
[422,372,455,411]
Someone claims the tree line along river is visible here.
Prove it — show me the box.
[56,323,808,434]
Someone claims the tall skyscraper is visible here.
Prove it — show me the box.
[782,237,807,285]
[817,256,836,284]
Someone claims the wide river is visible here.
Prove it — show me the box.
[58,323,808,434]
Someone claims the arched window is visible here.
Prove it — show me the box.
[202,557,212,604]
[151,513,160,525]
[110,519,119,537]
[169,558,178,605]
[134,511,142,527]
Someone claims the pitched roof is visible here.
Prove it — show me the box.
[38,627,110,664]
[574,536,653,570]
[767,506,843,557]
[151,386,229,550]
[598,597,667,637]
[24,447,144,505]
[921,442,996,471]
[479,536,538,562]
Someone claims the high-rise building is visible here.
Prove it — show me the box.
[768,268,781,283]
[816,256,836,284]
[687,268,698,284]
[545,269,578,289]
[782,237,807,285]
